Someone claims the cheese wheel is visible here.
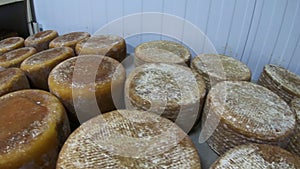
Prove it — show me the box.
[125,63,206,131]
[56,109,201,169]
[203,81,296,155]
[287,97,300,156]
[75,35,127,62]
[0,68,30,97]
[25,30,58,52]
[191,54,251,89]
[20,47,74,90]
[135,40,191,67]
[49,32,90,51]
[0,47,37,68]
[48,55,126,127]
[0,89,70,169]
[0,37,24,55]
[210,144,300,169]
[258,64,300,104]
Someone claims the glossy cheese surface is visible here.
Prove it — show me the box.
[0,47,37,68]
[25,30,58,52]
[0,37,24,55]
[49,32,90,51]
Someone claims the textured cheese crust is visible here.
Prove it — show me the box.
[20,47,74,90]
[49,32,90,51]
[135,40,191,67]
[75,35,127,62]
[0,89,70,169]
[25,30,58,52]
[210,144,300,169]
[0,47,37,68]
[56,110,201,169]
[258,64,300,104]
[0,37,24,55]
[191,54,251,89]
[203,81,296,155]
[287,97,300,156]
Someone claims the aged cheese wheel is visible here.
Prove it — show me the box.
[191,54,251,89]
[125,63,206,131]
[210,144,300,169]
[0,37,24,55]
[25,30,58,52]
[287,97,300,156]
[20,47,74,90]
[75,35,127,62]
[0,89,70,169]
[48,55,126,127]
[56,109,201,169]
[0,47,37,68]
[49,32,90,51]
[0,68,30,97]
[135,40,191,67]
[258,64,300,104]
[203,81,296,155]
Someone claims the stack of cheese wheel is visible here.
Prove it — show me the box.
[0,37,24,55]
[0,68,30,97]
[49,32,90,51]
[202,81,296,155]
[287,97,300,156]
[135,40,191,67]
[210,144,300,169]
[258,64,300,104]
[48,55,126,126]
[75,35,127,63]
[56,110,201,169]
[20,47,74,90]
[0,90,70,169]
[0,47,37,68]
[191,54,251,89]
[25,30,58,52]
[125,63,206,131]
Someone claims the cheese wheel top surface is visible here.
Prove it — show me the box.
[0,47,37,67]
[208,81,295,140]
[76,35,124,51]
[57,110,201,169]
[50,32,90,47]
[135,40,190,64]
[0,37,24,53]
[210,144,300,169]
[25,30,58,42]
[0,68,24,86]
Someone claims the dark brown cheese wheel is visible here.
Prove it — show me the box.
[48,55,126,126]
[210,144,300,169]
[203,81,296,155]
[125,63,206,131]
[25,30,58,52]
[49,32,90,51]
[56,109,201,169]
[135,40,191,67]
[0,47,37,68]
[0,89,70,169]
[191,54,251,89]
[20,47,74,90]
[258,64,300,104]
[0,37,24,55]
[287,97,300,156]
[0,68,30,97]
[75,35,127,62]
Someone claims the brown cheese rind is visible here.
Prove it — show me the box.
[49,32,90,51]
[287,97,300,156]
[0,37,24,55]
[25,30,59,52]
[0,47,37,68]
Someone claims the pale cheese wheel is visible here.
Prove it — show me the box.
[0,89,70,169]
[56,109,201,169]
[135,40,191,67]
[0,68,30,97]
[191,54,251,89]
[125,63,206,132]
[258,64,300,104]
[20,47,74,90]
[25,30,59,52]
[75,35,127,62]
[0,37,24,55]
[203,81,296,155]
[210,144,300,169]
[0,47,37,68]
[287,97,300,156]
[49,32,90,51]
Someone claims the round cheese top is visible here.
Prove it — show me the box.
[57,110,201,169]
[49,32,90,48]
[0,37,24,54]
[207,81,295,141]
[25,30,58,43]
[0,47,37,68]
[210,144,300,169]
